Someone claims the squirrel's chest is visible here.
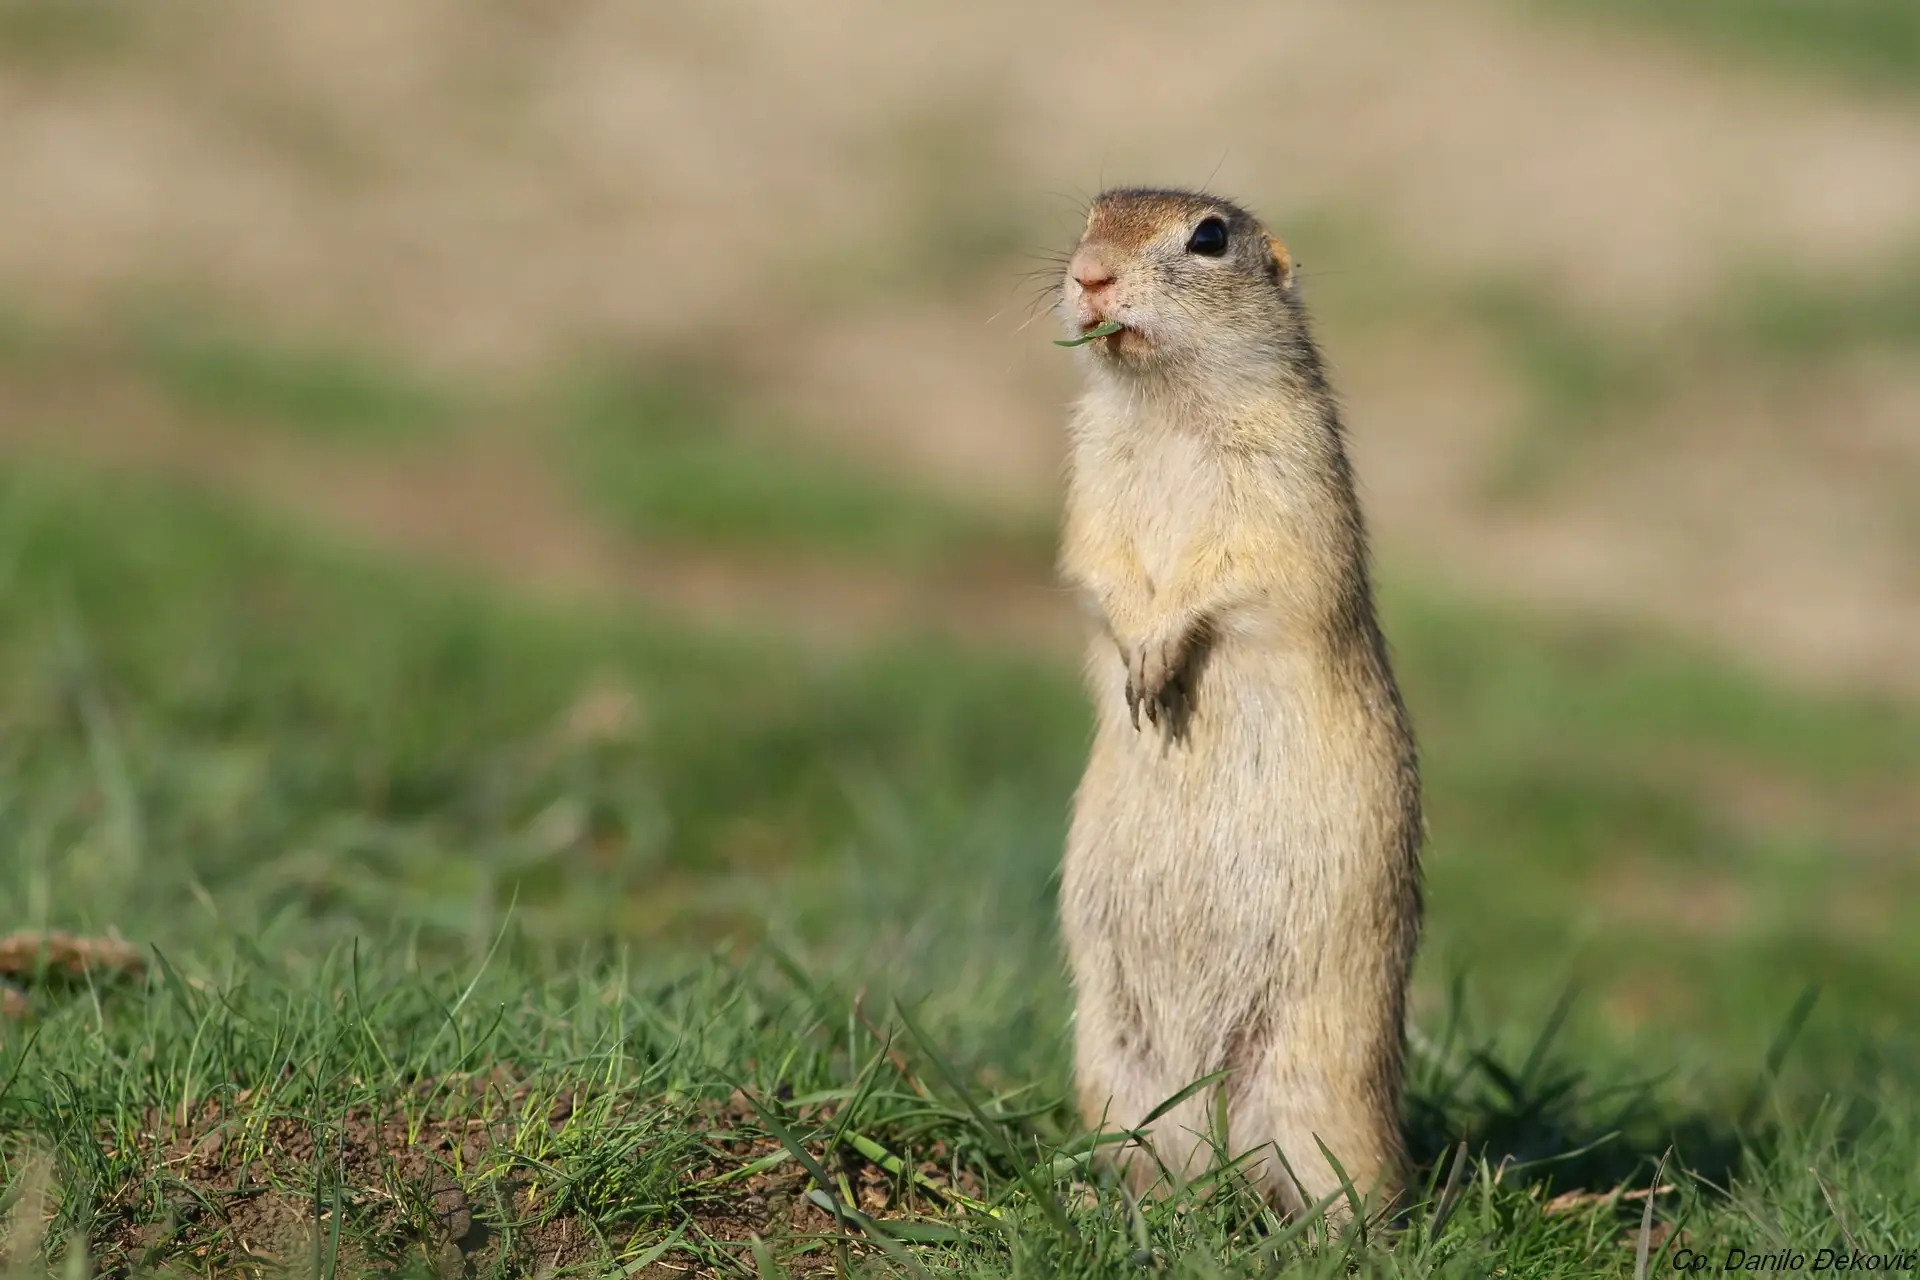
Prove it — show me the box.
[1112,432,1222,589]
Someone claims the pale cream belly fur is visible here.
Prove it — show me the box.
[1060,636,1406,1208]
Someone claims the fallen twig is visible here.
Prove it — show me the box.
[1543,1183,1676,1215]
[0,930,147,979]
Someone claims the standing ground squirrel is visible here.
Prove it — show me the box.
[1055,188,1422,1218]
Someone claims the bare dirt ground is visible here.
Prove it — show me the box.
[0,0,1915,691]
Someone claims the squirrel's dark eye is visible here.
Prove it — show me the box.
[1185,216,1229,257]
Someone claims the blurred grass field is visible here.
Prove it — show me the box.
[0,365,1915,1274]
[1,0,1918,1275]
[1543,0,1920,91]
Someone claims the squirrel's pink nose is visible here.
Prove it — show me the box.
[1071,253,1115,294]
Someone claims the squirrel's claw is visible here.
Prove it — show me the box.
[1125,633,1186,730]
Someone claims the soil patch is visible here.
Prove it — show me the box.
[87,1076,982,1278]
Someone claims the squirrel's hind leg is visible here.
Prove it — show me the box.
[1070,977,1217,1196]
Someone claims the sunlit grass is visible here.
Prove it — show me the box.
[0,459,1914,1273]
[1537,0,1920,91]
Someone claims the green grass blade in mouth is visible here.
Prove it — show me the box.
[1054,320,1124,347]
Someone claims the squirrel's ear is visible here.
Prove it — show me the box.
[1266,234,1295,291]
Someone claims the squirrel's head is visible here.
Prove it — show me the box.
[1060,188,1303,381]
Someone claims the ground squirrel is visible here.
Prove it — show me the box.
[1054,188,1423,1218]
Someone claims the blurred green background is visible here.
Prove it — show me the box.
[0,0,1915,1274]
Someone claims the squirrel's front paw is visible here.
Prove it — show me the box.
[1124,632,1189,728]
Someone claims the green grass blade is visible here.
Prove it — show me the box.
[894,999,1075,1237]
[1054,320,1124,347]
[622,1223,689,1275]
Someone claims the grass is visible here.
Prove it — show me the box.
[0,299,454,446]
[0,454,1915,1276]
[0,299,1053,574]
[0,0,142,70]
[9,941,1916,1278]
[1306,233,1920,500]
[127,312,455,443]
[0,464,1079,947]
[558,363,1055,572]
[1719,252,1920,359]
[1475,249,1920,496]
[1536,0,1920,92]
[1455,285,1656,498]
